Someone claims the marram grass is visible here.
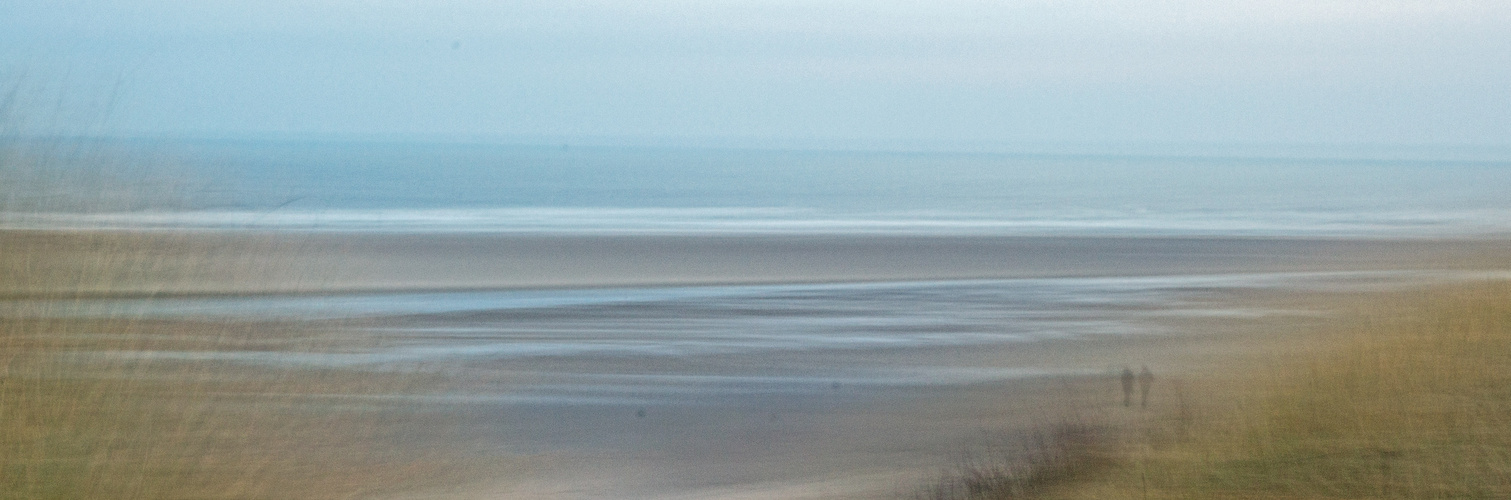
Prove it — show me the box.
[1047,282,1511,499]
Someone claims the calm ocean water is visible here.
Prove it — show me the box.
[6,139,1511,236]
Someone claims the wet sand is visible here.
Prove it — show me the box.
[7,230,1510,499]
[3,230,1508,296]
[393,287,1358,500]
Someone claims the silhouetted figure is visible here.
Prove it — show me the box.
[1121,367,1135,407]
[1139,365,1154,408]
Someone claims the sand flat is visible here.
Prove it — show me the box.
[8,230,1511,498]
[4,230,1509,296]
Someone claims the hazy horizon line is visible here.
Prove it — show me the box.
[7,131,1511,163]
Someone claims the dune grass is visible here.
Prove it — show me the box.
[917,421,1114,500]
[931,280,1511,499]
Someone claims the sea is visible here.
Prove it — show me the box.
[5,139,1511,236]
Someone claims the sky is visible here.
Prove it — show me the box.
[3,0,1511,150]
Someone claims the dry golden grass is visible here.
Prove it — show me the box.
[1034,281,1511,499]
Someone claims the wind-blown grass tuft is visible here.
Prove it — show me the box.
[919,421,1113,500]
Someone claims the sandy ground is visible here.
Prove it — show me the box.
[7,230,1509,499]
[4,231,1510,295]
[382,288,1364,499]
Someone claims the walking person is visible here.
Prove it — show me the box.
[1121,366,1135,407]
[1139,365,1154,408]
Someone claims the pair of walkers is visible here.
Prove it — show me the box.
[1120,366,1154,408]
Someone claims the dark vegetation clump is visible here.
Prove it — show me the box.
[918,421,1112,500]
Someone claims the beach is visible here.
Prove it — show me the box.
[9,0,1511,495]
[5,231,1509,296]
[6,228,1509,498]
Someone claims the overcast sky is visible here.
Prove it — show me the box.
[4,0,1510,149]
